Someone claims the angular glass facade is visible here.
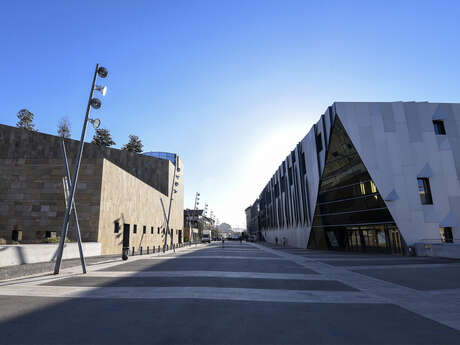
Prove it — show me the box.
[308,117,405,254]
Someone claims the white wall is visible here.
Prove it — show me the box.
[263,226,309,249]
[0,242,101,268]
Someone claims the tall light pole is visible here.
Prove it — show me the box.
[190,192,200,243]
[54,64,108,274]
[163,155,180,252]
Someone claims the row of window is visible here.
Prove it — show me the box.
[114,222,181,235]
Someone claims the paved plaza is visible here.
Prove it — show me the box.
[0,242,460,344]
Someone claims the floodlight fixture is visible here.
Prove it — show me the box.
[177,167,181,172]
[97,66,108,78]
[174,189,178,193]
[89,118,101,129]
[90,98,102,109]
[175,182,179,186]
[95,85,107,96]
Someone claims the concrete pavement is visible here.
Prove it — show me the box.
[0,241,459,344]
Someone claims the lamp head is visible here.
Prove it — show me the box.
[89,118,101,129]
[95,85,107,96]
[97,66,108,78]
[90,98,102,109]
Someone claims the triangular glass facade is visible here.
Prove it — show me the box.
[308,117,405,254]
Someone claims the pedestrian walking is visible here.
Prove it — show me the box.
[275,237,278,246]
[222,238,225,248]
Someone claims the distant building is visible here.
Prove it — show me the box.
[0,124,184,255]
[245,200,260,239]
[184,209,215,242]
[249,102,460,254]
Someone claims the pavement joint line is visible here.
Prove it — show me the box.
[316,257,460,261]
[83,270,336,280]
[146,256,289,260]
[0,285,389,304]
[346,263,460,269]
[250,242,460,331]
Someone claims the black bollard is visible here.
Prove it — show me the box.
[122,247,129,261]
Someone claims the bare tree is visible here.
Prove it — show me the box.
[57,117,71,138]
[16,109,36,131]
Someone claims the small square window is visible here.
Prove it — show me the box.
[316,133,323,152]
[45,231,56,238]
[433,120,446,135]
[114,222,119,233]
[440,227,454,243]
[12,230,22,241]
[417,178,433,204]
[133,225,137,234]
[143,225,146,234]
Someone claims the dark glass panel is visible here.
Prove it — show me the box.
[314,208,393,226]
[317,194,385,215]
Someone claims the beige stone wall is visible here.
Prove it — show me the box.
[98,158,184,255]
[0,157,103,244]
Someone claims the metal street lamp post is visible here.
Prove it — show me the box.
[54,64,108,274]
[163,155,180,253]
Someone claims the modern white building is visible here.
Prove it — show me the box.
[253,102,460,254]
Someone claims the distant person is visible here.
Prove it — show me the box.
[282,237,287,247]
[240,237,242,244]
[222,238,225,248]
[275,237,278,246]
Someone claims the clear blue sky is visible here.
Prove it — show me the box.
[1,0,459,228]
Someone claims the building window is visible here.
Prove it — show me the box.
[143,225,146,234]
[151,227,154,234]
[360,182,366,195]
[370,181,377,194]
[300,152,306,175]
[114,222,119,233]
[417,178,433,204]
[433,120,446,135]
[157,227,160,234]
[45,231,56,238]
[12,230,22,242]
[440,227,453,243]
[316,133,323,152]
[133,225,137,234]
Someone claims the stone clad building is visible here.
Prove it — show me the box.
[0,124,184,255]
